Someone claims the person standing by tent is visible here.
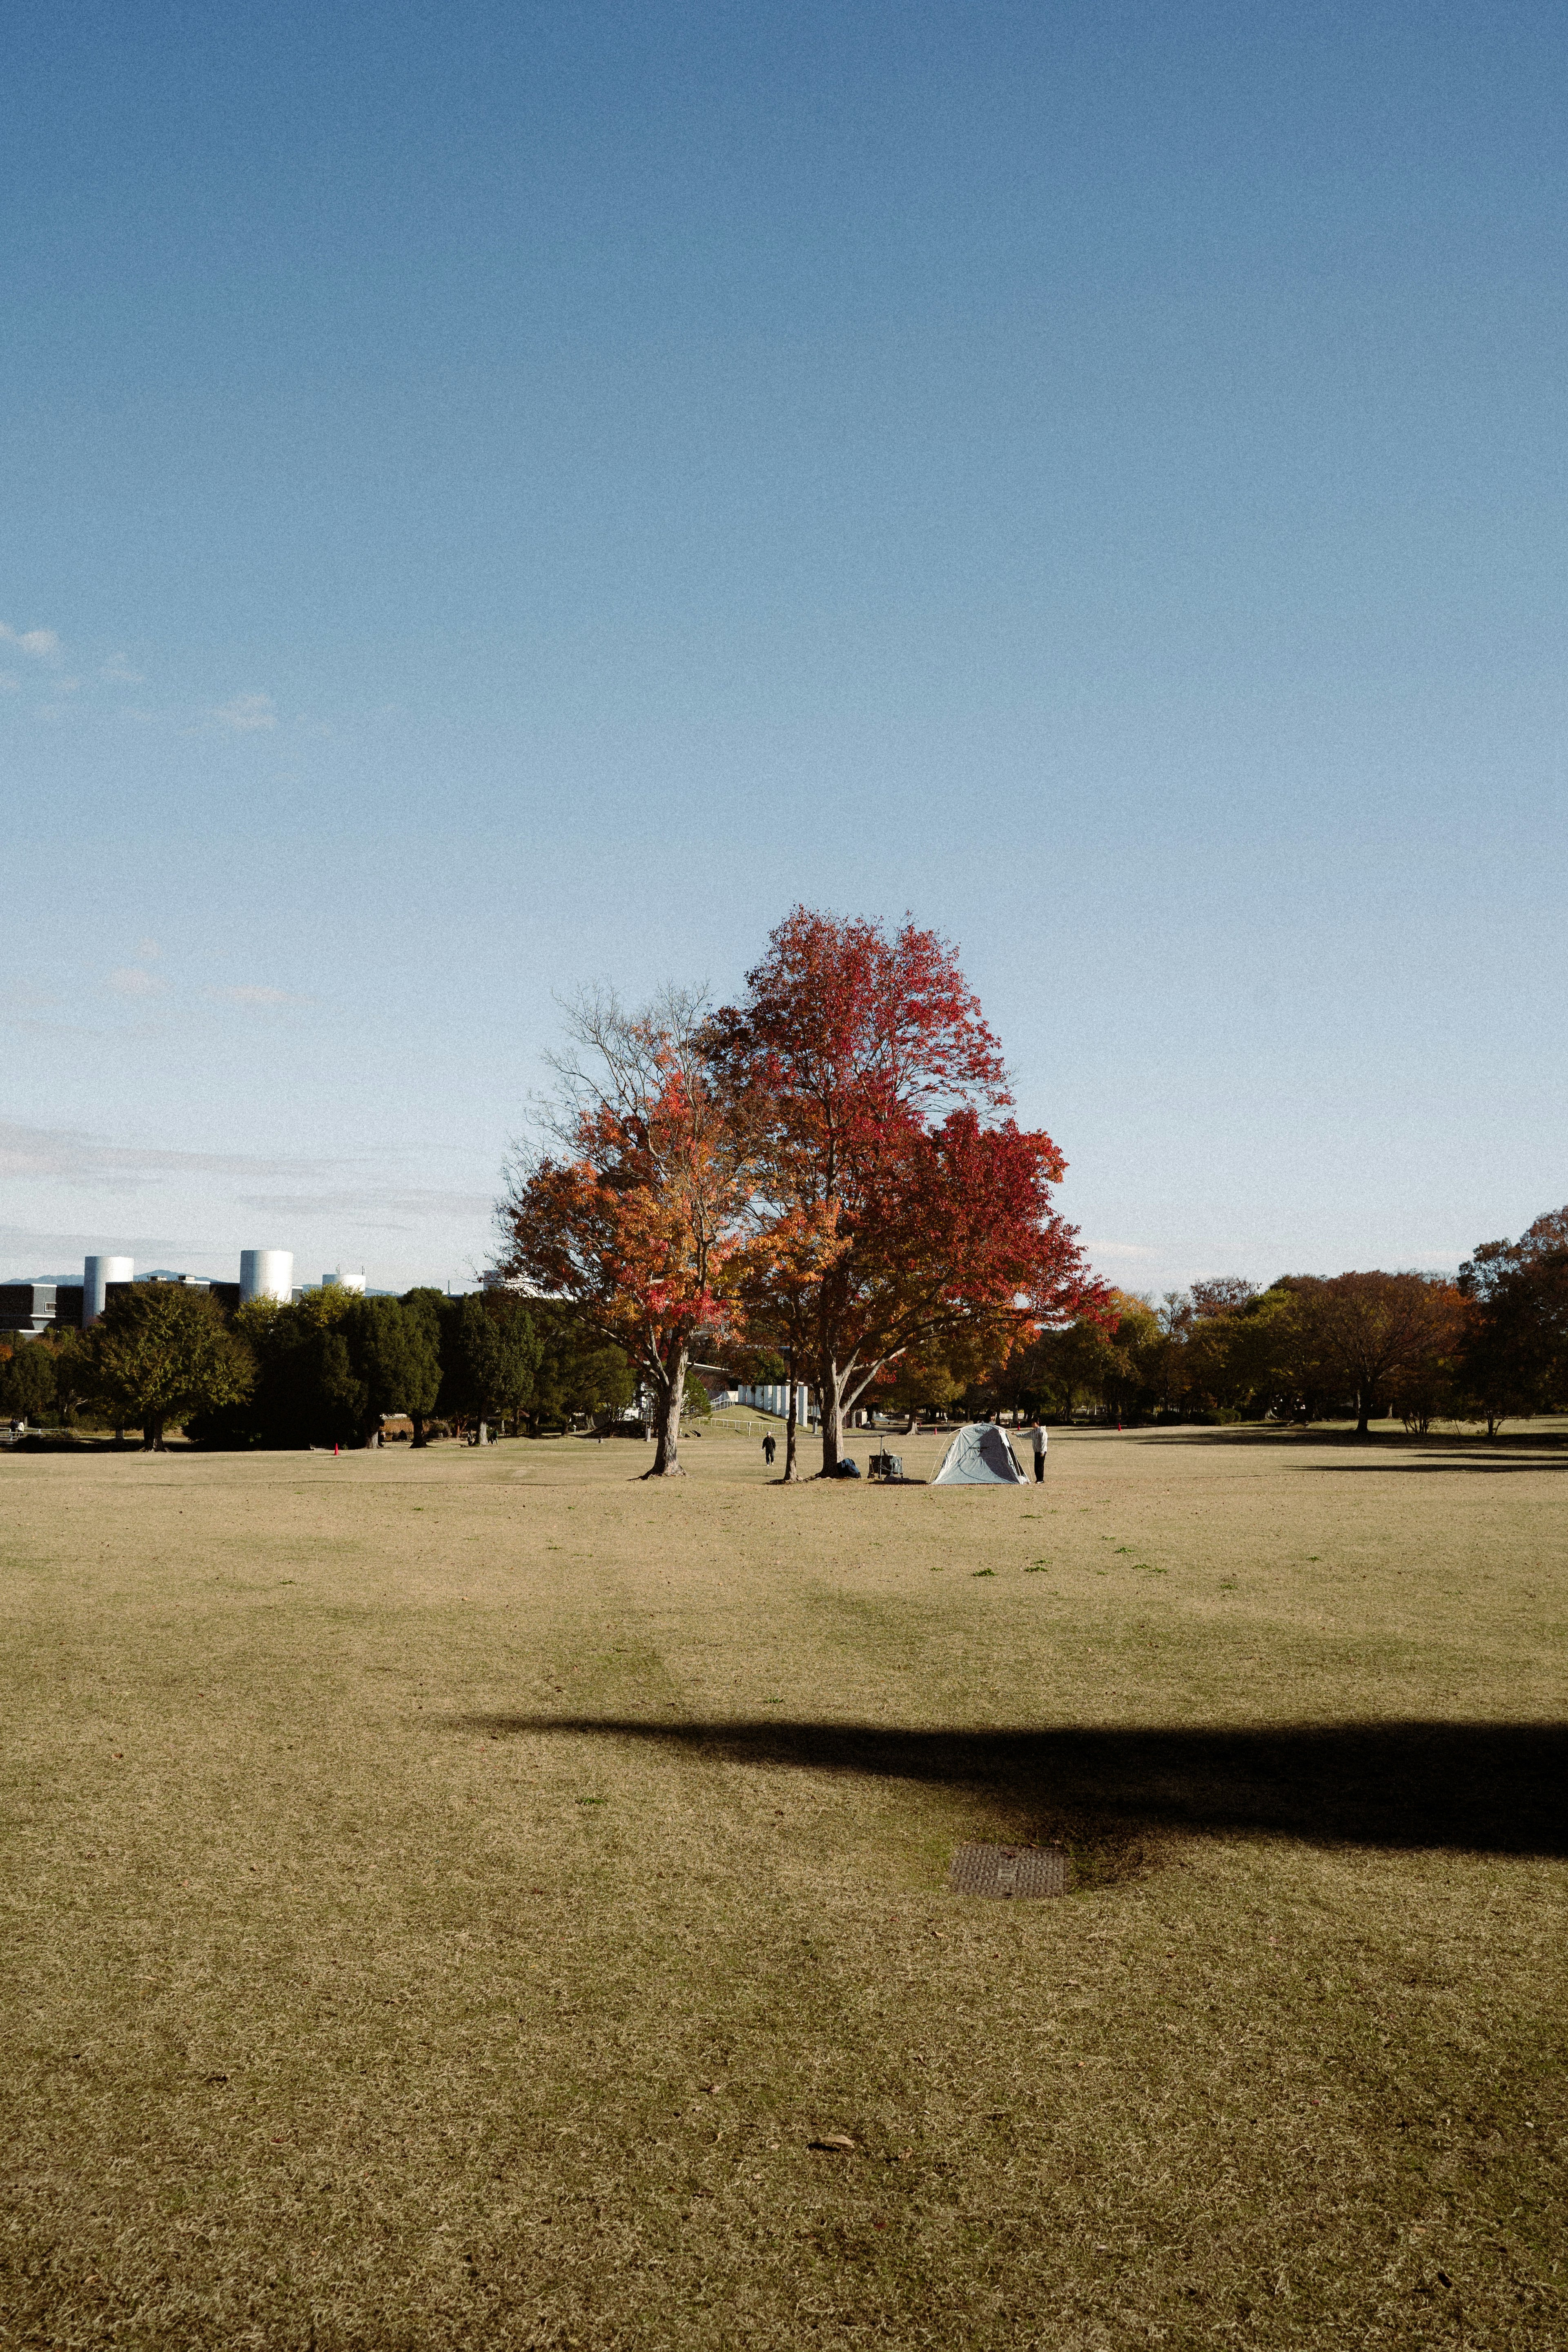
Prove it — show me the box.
[1031,1422,1047,1482]
[763,1431,776,1468]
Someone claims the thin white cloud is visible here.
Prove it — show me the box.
[209,984,312,1007]
[0,1118,337,1188]
[214,691,277,732]
[0,672,20,694]
[102,653,144,684]
[106,964,168,999]
[237,1187,496,1227]
[0,1221,192,1268]
[137,938,163,961]
[0,623,61,659]
[1084,1239,1159,1261]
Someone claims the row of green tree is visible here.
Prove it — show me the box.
[0,1282,634,1450]
[877,1207,1568,1434]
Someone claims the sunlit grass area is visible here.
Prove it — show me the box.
[2,1427,1564,2347]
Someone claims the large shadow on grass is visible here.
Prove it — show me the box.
[462,1716,1568,1858]
[1125,1428,1568,1467]
[1303,1461,1567,1474]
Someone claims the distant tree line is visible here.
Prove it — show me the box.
[887,1205,1568,1435]
[5,1216,1564,1449]
[5,1205,1563,1450]
[0,1282,632,1450]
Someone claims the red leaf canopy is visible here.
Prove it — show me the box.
[708,908,1102,1441]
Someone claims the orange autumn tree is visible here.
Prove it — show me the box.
[496,987,748,1476]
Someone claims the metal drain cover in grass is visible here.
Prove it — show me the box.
[948,1842,1069,1899]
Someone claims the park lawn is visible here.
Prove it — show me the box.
[0,1427,1564,2350]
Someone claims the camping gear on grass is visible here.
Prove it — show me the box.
[930,1423,1029,1485]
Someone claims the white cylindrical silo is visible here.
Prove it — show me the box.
[239,1249,293,1305]
[82,1254,134,1325]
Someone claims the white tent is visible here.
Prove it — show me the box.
[930,1423,1029,1486]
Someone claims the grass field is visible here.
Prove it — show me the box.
[2,1425,1564,2349]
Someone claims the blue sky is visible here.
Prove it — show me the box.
[4,0,1564,1294]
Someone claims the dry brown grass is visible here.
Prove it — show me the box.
[2,1424,1564,2349]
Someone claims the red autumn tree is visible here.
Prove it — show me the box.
[1283,1270,1472,1434]
[708,908,1104,1473]
[497,988,748,1476]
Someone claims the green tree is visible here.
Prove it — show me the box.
[1009,1291,1163,1424]
[1182,1285,1299,1420]
[880,1338,972,1421]
[441,1292,543,1434]
[235,1287,359,1448]
[50,1332,94,1430]
[1019,1312,1125,1423]
[314,1327,370,1446]
[0,1341,57,1423]
[188,1289,440,1450]
[714,1345,788,1389]
[349,1296,442,1445]
[527,1309,633,1431]
[82,1285,254,1450]
[1098,1292,1162,1423]
[400,1290,450,1444]
[186,1287,360,1449]
[566,1341,635,1423]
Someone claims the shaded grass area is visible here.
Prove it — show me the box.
[464,1716,1568,1859]
[1,1428,1565,2348]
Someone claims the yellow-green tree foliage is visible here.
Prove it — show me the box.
[83,1285,254,1450]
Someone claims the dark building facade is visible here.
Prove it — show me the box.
[0,1276,241,1339]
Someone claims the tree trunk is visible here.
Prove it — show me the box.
[411,1413,427,1448]
[644,1351,688,1477]
[143,1418,165,1452]
[817,1361,845,1475]
[783,1352,800,1482]
[1356,1388,1371,1435]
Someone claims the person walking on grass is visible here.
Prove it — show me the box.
[763,1431,776,1468]
[1031,1421,1047,1482]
